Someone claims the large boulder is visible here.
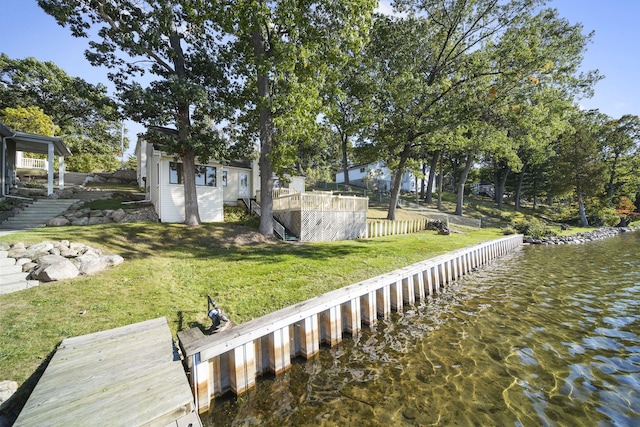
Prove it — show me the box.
[23,243,55,259]
[77,257,111,275]
[47,216,71,226]
[31,258,80,282]
[109,208,127,223]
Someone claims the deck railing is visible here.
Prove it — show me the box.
[255,188,299,201]
[273,193,368,213]
[18,157,47,170]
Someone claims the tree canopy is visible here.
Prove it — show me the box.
[0,53,124,171]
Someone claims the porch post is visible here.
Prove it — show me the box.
[58,156,65,190]
[47,142,54,196]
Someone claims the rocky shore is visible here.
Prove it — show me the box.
[523,226,637,245]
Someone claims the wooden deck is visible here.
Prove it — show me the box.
[14,317,200,427]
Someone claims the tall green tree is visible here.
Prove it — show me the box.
[0,54,123,171]
[598,114,640,201]
[39,0,242,226]
[551,109,606,227]
[359,2,597,219]
[223,0,376,235]
[0,106,59,136]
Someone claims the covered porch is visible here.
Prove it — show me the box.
[1,121,71,197]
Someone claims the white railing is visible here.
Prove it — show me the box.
[273,193,368,213]
[18,157,47,170]
[255,188,299,201]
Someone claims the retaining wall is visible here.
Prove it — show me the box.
[178,234,523,413]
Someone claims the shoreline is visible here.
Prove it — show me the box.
[523,226,638,245]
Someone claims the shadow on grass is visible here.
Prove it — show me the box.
[0,344,58,426]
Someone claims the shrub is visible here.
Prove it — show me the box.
[511,218,557,238]
[588,205,619,227]
[501,227,517,235]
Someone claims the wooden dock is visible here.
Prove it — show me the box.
[14,317,201,427]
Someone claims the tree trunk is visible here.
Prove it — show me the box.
[182,150,201,226]
[606,155,618,201]
[386,144,412,220]
[437,152,444,210]
[514,164,526,211]
[169,31,200,226]
[253,26,275,236]
[494,164,510,210]
[425,150,439,205]
[341,132,350,185]
[386,167,405,220]
[455,154,474,216]
[420,161,426,199]
[578,191,589,227]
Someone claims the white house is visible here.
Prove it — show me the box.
[136,131,305,223]
[336,161,434,193]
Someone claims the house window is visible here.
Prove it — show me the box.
[222,171,228,187]
[195,165,217,186]
[169,162,183,184]
[170,162,216,186]
[359,167,366,173]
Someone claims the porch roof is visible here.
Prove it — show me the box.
[8,131,72,156]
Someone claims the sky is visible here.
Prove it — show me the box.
[1,0,640,159]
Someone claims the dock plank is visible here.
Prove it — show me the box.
[14,317,200,427]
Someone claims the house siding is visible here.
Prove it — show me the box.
[223,166,252,205]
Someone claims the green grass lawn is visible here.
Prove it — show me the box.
[0,221,501,388]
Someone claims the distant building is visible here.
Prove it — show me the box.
[336,161,434,193]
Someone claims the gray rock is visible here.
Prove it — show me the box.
[71,217,89,226]
[77,257,110,275]
[16,258,32,266]
[109,208,127,223]
[31,259,80,282]
[22,262,38,272]
[22,244,54,260]
[104,254,124,266]
[88,216,111,225]
[69,242,87,252]
[36,254,68,268]
[60,249,79,258]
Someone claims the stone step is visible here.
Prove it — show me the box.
[0,272,31,285]
[5,214,65,221]
[0,199,80,230]
[0,264,22,274]
[0,223,45,230]
[0,280,39,295]
[0,258,16,267]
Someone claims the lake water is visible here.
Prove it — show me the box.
[203,231,640,426]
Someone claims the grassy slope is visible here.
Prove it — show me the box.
[0,220,500,387]
[1,186,629,391]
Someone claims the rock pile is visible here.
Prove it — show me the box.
[0,241,124,282]
[83,170,137,186]
[46,204,159,227]
[523,227,635,245]
[425,219,451,235]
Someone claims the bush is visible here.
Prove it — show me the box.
[588,205,619,227]
[501,227,517,235]
[511,218,557,238]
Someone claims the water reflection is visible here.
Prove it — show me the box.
[203,232,640,426]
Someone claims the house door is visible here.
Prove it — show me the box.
[239,172,249,198]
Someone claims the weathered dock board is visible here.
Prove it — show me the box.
[179,234,523,413]
[14,317,201,427]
